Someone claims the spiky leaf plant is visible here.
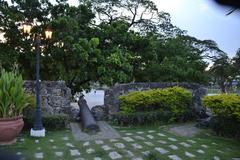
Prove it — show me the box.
[0,71,33,118]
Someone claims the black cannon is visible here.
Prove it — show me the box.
[78,98,99,133]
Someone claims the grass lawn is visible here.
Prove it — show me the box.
[1,124,240,160]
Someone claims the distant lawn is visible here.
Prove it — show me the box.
[1,124,240,160]
[207,87,238,95]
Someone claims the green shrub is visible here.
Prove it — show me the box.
[119,87,192,122]
[112,111,171,126]
[203,94,240,120]
[0,71,33,118]
[145,151,161,160]
[23,114,70,130]
[112,109,194,126]
[209,116,240,138]
[203,94,240,138]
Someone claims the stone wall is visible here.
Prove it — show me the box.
[24,81,72,115]
[104,82,207,118]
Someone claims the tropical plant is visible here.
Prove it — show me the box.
[0,71,33,118]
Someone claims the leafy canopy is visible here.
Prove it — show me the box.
[0,0,227,93]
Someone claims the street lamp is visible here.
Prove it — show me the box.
[22,22,53,137]
[44,28,53,39]
[22,22,32,34]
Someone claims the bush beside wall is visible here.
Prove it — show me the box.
[112,111,171,126]
[112,110,195,126]
[116,87,194,125]
[209,116,240,138]
[203,94,240,138]
[203,94,240,120]
[23,114,70,130]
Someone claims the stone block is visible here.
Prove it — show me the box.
[24,80,72,116]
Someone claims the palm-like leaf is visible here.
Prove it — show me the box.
[0,71,34,118]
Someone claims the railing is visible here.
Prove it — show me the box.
[207,86,239,95]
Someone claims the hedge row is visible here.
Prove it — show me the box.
[203,94,240,138]
[23,114,70,130]
[112,110,195,126]
[119,87,193,123]
[209,116,240,138]
[203,94,240,120]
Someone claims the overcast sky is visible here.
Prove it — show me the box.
[2,0,240,57]
[153,0,240,57]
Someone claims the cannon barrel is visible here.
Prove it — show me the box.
[78,98,99,133]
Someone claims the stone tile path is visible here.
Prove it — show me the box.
[6,125,240,160]
[70,121,121,141]
[169,123,201,137]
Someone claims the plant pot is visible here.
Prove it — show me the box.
[0,116,24,145]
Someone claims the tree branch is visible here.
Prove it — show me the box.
[129,4,138,28]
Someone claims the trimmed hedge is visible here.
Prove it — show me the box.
[209,116,240,138]
[23,114,70,130]
[203,94,240,138]
[203,94,240,120]
[119,87,193,122]
[112,110,195,126]
[112,111,171,126]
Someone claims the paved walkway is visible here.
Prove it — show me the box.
[70,121,121,141]
[9,125,240,160]
[169,123,201,137]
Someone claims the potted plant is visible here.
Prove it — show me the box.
[0,71,32,144]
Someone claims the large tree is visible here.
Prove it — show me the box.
[87,0,181,35]
[0,0,133,93]
[132,35,222,83]
[209,53,233,93]
[0,0,226,93]
[232,49,240,87]
[87,0,223,83]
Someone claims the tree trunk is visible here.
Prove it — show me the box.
[220,81,226,93]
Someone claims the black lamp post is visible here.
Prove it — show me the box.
[22,22,52,137]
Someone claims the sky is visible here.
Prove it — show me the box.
[152,0,240,57]
[2,0,240,57]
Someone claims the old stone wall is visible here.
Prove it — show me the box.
[24,81,72,115]
[104,82,207,118]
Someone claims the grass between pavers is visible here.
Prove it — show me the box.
[117,125,240,159]
[1,124,240,160]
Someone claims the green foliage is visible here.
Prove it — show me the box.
[112,111,171,126]
[113,109,194,126]
[133,35,218,84]
[208,49,240,93]
[232,49,240,87]
[0,0,227,93]
[209,116,240,138]
[203,94,240,120]
[23,114,70,130]
[0,71,33,118]
[89,0,175,34]
[203,94,240,138]
[209,53,233,93]
[145,152,161,160]
[119,87,192,122]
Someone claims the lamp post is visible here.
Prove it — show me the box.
[22,22,52,137]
